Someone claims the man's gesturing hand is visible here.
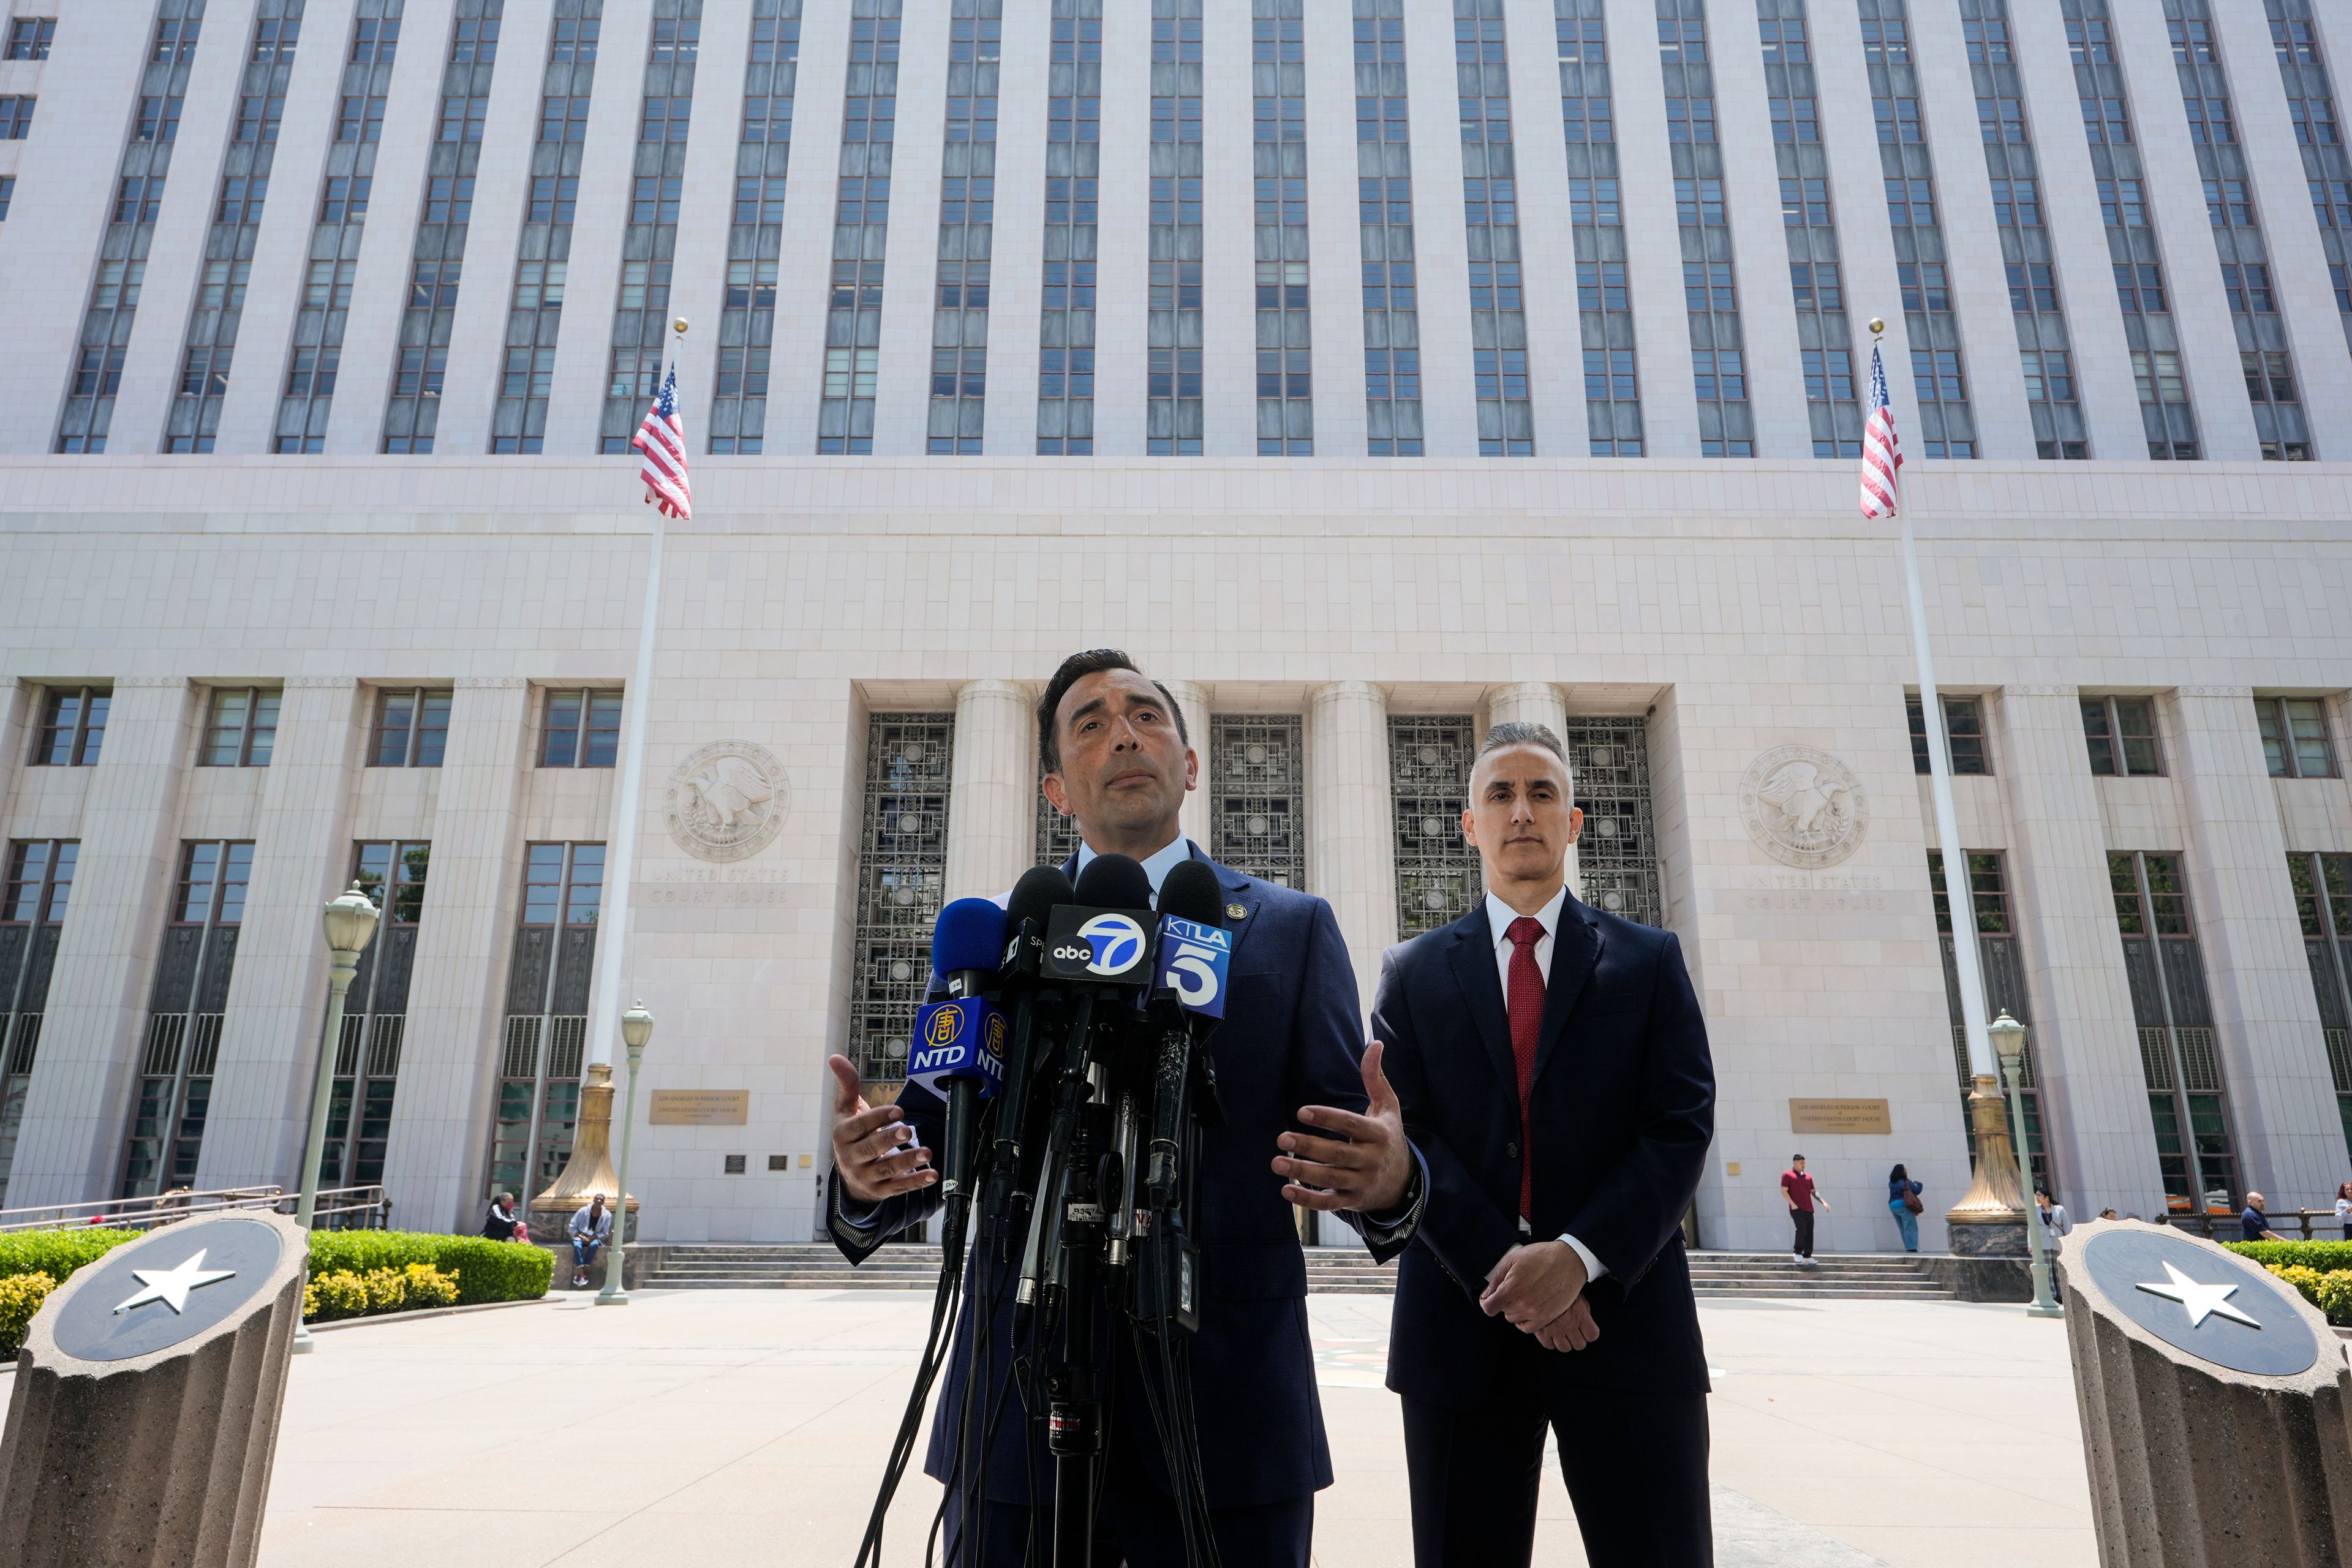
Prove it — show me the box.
[827,1054,937,1207]
[1277,1039,1413,1214]
[1480,1240,1589,1333]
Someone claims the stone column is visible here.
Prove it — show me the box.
[2170,687,2342,1207]
[197,679,367,1193]
[379,677,534,1232]
[1307,681,1396,1022]
[1992,687,2166,1216]
[8,679,200,1209]
[868,0,949,456]
[0,679,30,820]
[944,679,1036,900]
[1161,679,1213,854]
[1485,680,1576,895]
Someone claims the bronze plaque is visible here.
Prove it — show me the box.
[1787,1097,1893,1135]
[649,1090,750,1126]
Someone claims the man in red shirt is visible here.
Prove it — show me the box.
[1781,1155,1830,1265]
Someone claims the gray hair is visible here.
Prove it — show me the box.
[1478,720,1567,764]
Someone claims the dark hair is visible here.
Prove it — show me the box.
[1035,648,1191,775]
[1479,720,1568,765]
[1790,1152,1805,1163]
[1888,1164,1907,1183]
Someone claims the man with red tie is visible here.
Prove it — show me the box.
[1371,722,1716,1567]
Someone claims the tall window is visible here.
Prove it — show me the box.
[1210,717,1305,886]
[492,0,605,453]
[1562,716,1660,925]
[1358,0,1419,454]
[600,0,701,453]
[202,687,280,766]
[58,0,205,453]
[2259,695,2337,777]
[326,842,428,1189]
[2081,695,2162,775]
[540,689,622,767]
[166,0,304,454]
[383,0,503,453]
[1662,1,1750,457]
[488,843,601,1198]
[2264,1,2350,347]
[817,0,902,454]
[2111,851,2236,1214]
[121,842,253,1197]
[1762,0,1854,456]
[1929,850,2050,1193]
[5,18,56,59]
[2165,0,2313,459]
[1252,0,1312,453]
[927,0,998,453]
[1147,0,1205,454]
[1036,0,1099,454]
[1863,0,1974,458]
[278,0,402,453]
[846,714,953,1081]
[708,0,801,453]
[1907,694,1989,774]
[1458,0,1531,454]
[0,842,75,1204]
[1391,715,1480,937]
[31,687,110,766]
[372,688,450,767]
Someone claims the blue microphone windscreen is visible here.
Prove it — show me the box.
[932,897,1010,974]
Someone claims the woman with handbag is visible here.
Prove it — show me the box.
[1887,1164,1925,1253]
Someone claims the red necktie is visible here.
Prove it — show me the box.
[1506,916,1545,1220]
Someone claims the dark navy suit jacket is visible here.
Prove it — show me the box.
[828,843,1408,1507]
[1371,894,1714,1406]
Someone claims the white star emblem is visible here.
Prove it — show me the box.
[111,1249,237,1316]
[2135,1259,2261,1331]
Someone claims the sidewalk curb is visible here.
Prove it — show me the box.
[304,1295,555,1334]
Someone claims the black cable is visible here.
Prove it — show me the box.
[855,1210,968,1568]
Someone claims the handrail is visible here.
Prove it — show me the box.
[2165,1208,2346,1242]
[0,1183,394,1235]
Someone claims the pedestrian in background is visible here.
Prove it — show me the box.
[568,1194,613,1287]
[2334,1182,2352,1239]
[481,1191,524,1242]
[1782,1155,1829,1265]
[1886,1164,1924,1253]
[2241,1191,2284,1242]
[2035,1188,2071,1302]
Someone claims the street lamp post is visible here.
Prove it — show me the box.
[292,881,382,1355]
[1991,1010,2064,1319]
[597,1000,654,1305]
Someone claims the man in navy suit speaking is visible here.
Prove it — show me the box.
[823,649,1423,1566]
[1374,722,1716,1567]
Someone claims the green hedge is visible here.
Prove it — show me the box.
[0,1227,550,1308]
[2227,1240,2352,1272]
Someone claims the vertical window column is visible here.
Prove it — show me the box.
[56,1,206,453]
[1210,717,1306,885]
[1147,0,1204,454]
[1760,1,1857,456]
[278,2,402,453]
[1457,0,1529,454]
[2165,1,2312,459]
[121,842,252,1199]
[383,2,503,453]
[2289,852,2352,1163]
[847,714,954,1084]
[491,1,604,453]
[1390,715,1481,937]
[1963,1,2086,459]
[1861,0,1975,458]
[1930,850,2052,1194]
[0,842,75,1204]
[929,0,999,453]
[818,0,901,453]
[326,842,428,1188]
[599,2,700,452]
[1357,0,1420,454]
[1036,0,1100,453]
[2111,850,2238,1216]
[167,2,303,453]
[1253,0,1311,453]
[2264,2,2350,349]
[487,842,601,1200]
[1660,2,1747,456]
[709,0,800,452]
[1555,1,1635,453]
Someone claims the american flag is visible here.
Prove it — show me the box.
[632,361,692,521]
[1858,343,1902,520]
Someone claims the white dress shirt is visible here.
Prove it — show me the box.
[1073,832,1193,905]
[1483,888,1607,1283]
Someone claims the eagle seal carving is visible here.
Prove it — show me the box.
[665,741,788,862]
[1738,745,1868,869]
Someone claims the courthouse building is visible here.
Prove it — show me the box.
[1,0,2351,1251]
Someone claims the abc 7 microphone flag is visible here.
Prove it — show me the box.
[1042,907,1231,1016]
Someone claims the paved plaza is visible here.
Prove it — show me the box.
[239,1287,2095,1568]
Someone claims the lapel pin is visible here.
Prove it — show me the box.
[1226,902,1248,921]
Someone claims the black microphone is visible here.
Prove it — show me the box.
[989,864,1075,1216]
[1145,859,1228,1209]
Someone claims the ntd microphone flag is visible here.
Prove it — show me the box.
[1153,916,1232,1019]
[908,997,1006,1099]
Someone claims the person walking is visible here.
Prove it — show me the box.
[2334,1182,2352,1239]
[481,1191,523,1241]
[2035,1189,2072,1301]
[1886,1164,1924,1253]
[1782,1155,1828,1264]
[567,1194,613,1287]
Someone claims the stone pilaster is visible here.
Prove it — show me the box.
[1161,679,1213,854]
[8,679,200,1208]
[943,679,1036,900]
[2170,687,2342,1207]
[379,677,533,1232]
[1992,687,2166,1215]
[0,679,30,822]
[1306,681,1395,1021]
[197,679,367,1192]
